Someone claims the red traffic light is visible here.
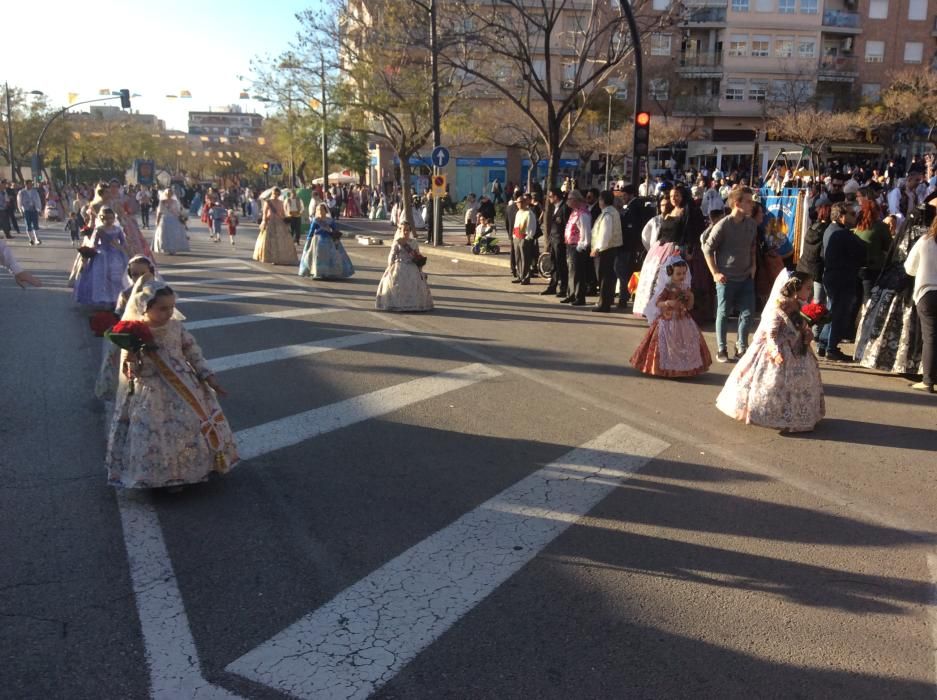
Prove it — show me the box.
[635,111,651,127]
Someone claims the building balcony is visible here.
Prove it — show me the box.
[677,52,724,78]
[822,10,861,32]
[680,6,727,25]
[673,95,720,116]
[817,54,859,81]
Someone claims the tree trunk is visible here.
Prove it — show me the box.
[399,155,414,226]
[546,148,562,193]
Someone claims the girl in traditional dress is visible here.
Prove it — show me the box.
[342,187,361,218]
[375,223,434,312]
[299,203,355,280]
[95,255,157,401]
[631,257,711,377]
[716,270,825,433]
[106,180,153,260]
[153,189,190,255]
[105,278,239,489]
[253,188,298,265]
[633,186,704,319]
[73,207,130,308]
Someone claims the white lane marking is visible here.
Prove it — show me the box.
[162,257,246,267]
[210,331,407,372]
[117,493,242,700]
[161,266,252,277]
[178,289,311,304]
[171,276,275,287]
[185,306,342,331]
[234,362,502,461]
[227,423,668,699]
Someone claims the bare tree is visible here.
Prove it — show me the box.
[443,0,675,189]
[768,108,857,166]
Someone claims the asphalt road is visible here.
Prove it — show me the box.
[2,214,936,700]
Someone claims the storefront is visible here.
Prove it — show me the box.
[519,158,580,190]
[453,157,506,201]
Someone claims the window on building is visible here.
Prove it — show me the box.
[749,81,768,101]
[562,62,577,81]
[800,0,818,13]
[865,40,885,62]
[799,38,816,57]
[869,0,888,19]
[652,0,670,10]
[650,33,672,56]
[904,41,924,63]
[732,0,749,10]
[532,59,546,80]
[779,0,796,13]
[861,83,881,102]
[751,36,770,56]
[775,37,794,57]
[755,0,773,10]
[908,0,926,19]
[726,79,746,101]
[649,78,670,100]
[728,34,748,56]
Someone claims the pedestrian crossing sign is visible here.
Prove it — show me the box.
[432,175,446,197]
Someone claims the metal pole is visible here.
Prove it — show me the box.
[430,0,443,245]
[288,93,295,188]
[321,54,329,196]
[605,92,612,191]
[63,108,70,186]
[617,0,643,188]
[5,83,15,183]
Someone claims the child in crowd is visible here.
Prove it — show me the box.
[73,207,129,308]
[224,208,239,247]
[208,201,226,242]
[64,212,82,247]
[105,278,239,489]
[474,214,496,249]
[630,257,711,377]
[464,193,478,245]
[716,270,825,433]
[94,255,157,401]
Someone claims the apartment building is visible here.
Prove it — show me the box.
[641,0,937,169]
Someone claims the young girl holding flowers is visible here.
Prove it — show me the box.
[73,207,129,308]
[105,278,239,489]
[716,270,825,432]
[630,257,711,377]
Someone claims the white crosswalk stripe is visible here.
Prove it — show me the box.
[185,306,342,330]
[178,288,312,304]
[227,423,669,699]
[210,330,407,372]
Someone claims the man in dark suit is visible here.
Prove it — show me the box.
[541,188,569,297]
[615,185,652,308]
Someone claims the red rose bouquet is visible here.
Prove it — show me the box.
[89,311,120,337]
[412,253,427,268]
[800,302,830,325]
[105,320,156,352]
[77,245,98,259]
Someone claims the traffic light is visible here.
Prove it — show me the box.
[634,111,651,157]
[119,89,131,109]
[262,162,270,172]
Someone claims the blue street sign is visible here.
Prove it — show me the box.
[431,146,450,168]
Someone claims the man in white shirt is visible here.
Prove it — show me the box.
[17,181,42,245]
[510,193,539,285]
[589,190,623,312]
[887,169,923,227]
[136,188,152,228]
[307,188,323,220]
[701,180,725,218]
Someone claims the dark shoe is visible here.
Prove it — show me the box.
[556,288,568,298]
[817,346,826,358]
[617,298,629,308]
[716,350,729,363]
[570,299,586,306]
[511,279,522,284]
[734,347,746,361]
[591,306,610,313]
[560,297,573,304]
[519,279,530,285]
[825,349,853,363]
[540,287,557,296]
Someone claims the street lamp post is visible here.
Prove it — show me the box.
[320,54,329,195]
[604,85,617,191]
[429,0,443,246]
[4,83,14,183]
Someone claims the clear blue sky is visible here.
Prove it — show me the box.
[6,0,317,130]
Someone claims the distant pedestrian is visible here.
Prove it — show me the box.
[208,202,226,242]
[225,209,239,247]
[490,179,503,205]
[17,180,42,245]
[463,193,478,245]
[903,213,937,393]
[136,187,152,228]
[64,212,82,246]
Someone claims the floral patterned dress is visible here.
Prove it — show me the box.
[631,286,712,377]
[716,298,825,432]
[375,238,434,312]
[105,319,239,488]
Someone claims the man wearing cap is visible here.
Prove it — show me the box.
[17,180,42,245]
